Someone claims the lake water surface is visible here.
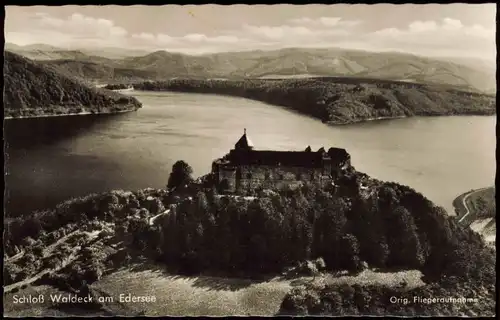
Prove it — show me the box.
[4,91,496,216]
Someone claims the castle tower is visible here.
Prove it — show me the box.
[235,128,254,150]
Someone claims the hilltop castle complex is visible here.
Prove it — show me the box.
[212,129,351,194]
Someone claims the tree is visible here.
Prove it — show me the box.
[315,198,348,269]
[387,206,425,268]
[32,244,44,257]
[195,191,210,215]
[322,290,343,315]
[115,221,129,239]
[309,262,319,282]
[4,264,22,285]
[84,262,104,283]
[167,160,194,191]
[339,234,360,270]
[21,236,37,247]
[353,285,371,312]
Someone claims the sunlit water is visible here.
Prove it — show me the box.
[4,91,496,216]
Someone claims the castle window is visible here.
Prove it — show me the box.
[296,173,302,180]
[279,174,284,180]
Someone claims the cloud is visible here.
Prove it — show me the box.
[369,18,495,60]
[182,34,241,44]
[238,16,360,43]
[4,11,495,60]
[5,11,255,52]
[131,32,178,45]
[373,18,494,39]
[442,17,462,30]
[37,12,128,38]
[289,16,362,28]
[6,11,128,47]
[408,20,438,33]
[131,32,156,41]
[242,24,314,40]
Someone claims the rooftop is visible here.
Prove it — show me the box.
[235,128,254,150]
[211,129,350,168]
[228,149,329,168]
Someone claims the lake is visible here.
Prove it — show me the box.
[4,91,496,216]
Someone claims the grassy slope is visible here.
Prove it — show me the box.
[4,262,423,317]
[89,266,423,316]
[3,51,142,118]
[3,285,74,317]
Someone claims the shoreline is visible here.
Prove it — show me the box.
[327,113,496,126]
[326,115,408,125]
[4,107,139,120]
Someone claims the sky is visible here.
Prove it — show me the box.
[4,4,497,60]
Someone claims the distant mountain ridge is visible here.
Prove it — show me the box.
[5,43,151,60]
[6,44,496,94]
[3,51,142,118]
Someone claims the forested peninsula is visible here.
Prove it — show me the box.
[132,78,495,125]
[4,51,142,118]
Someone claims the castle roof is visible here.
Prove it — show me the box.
[228,149,329,168]
[235,128,254,150]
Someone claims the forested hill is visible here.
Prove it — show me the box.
[10,46,495,94]
[3,162,496,316]
[133,78,496,125]
[37,59,158,85]
[3,51,142,118]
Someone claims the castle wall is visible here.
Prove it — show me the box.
[218,166,237,193]
[236,165,331,193]
[212,146,351,195]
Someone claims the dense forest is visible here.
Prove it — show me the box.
[467,188,496,220]
[38,59,157,85]
[5,160,492,281]
[3,51,142,118]
[103,83,130,90]
[133,78,495,124]
[279,266,495,316]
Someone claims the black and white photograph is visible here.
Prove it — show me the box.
[3,4,496,317]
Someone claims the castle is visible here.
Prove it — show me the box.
[212,129,351,194]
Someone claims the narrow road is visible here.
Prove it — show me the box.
[457,187,491,224]
[5,230,79,264]
[5,250,25,263]
[43,230,80,256]
[148,209,170,226]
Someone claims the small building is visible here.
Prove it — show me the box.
[212,129,351,194]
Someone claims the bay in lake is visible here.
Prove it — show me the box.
[4,91,496,216]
